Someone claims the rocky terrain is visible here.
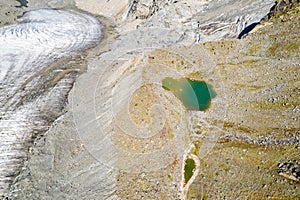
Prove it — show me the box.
[0,0,299,199]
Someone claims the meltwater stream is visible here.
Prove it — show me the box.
[0,9,103,197]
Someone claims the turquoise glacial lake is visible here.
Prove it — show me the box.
[162,77,216,111]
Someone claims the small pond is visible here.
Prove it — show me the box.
[184,158,196,185]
